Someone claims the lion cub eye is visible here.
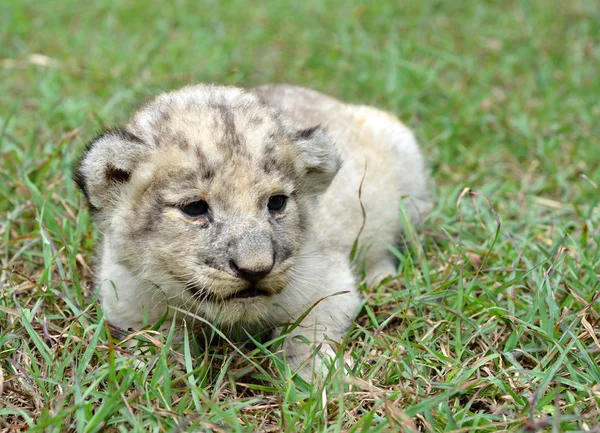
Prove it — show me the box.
[180,200,209,217]
[267,195,288,212]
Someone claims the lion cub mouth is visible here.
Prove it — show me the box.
[227,285,270,300]
[185,281,275,303]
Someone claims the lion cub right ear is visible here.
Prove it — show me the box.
[73,128,146,213]
[293,125,343,196]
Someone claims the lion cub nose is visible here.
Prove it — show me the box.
[229,259,273,283]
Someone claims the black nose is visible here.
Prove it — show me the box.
[229,260,273,283]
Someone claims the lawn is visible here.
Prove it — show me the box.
[1,0,599,431]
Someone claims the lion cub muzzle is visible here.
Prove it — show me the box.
[226,225,276,298]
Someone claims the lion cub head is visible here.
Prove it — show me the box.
[74,85,341,325]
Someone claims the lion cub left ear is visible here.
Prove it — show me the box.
[294,126,342,196]
[72,128,146,214]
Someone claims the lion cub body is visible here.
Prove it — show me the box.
[75,84,429,374]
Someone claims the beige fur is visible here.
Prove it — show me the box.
[74,84,430,378]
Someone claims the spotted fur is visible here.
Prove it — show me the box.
[74,84,430,378]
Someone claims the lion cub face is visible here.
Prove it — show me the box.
[75,85,341,325]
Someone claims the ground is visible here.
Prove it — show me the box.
[1,0,599,432]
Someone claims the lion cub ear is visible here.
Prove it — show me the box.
[73,128,146,213]
[294,125,342,196]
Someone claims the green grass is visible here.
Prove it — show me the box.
[1,0,599,431]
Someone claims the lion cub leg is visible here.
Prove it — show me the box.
[360,241,399,287]
[272,257,361,380]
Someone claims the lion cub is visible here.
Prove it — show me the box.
[74,84,429,377]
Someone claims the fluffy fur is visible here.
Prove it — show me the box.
[74,84,430,376]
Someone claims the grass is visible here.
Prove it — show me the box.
[1,0,599,431]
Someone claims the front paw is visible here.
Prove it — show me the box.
[283,338,351,381]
